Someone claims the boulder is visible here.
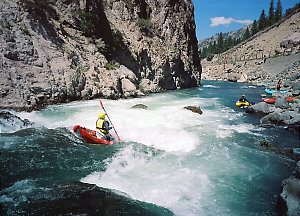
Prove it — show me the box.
[275,97,290,109]
[292,81,300,90]
[131,104,148,109]
[280,32,300,49]
[227,73,238,82]
[277,176,300,216]
[288,116,300,125]
[260,110,290,125]
[184,106,203,115]
[246,102,275,115]
[121,78,137,98]
[291,90,300,96]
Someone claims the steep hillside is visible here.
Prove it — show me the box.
[198,25,249,50]
[201,10,300,87]
[0,0,201,111]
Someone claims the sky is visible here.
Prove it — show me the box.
[192,0,300,41]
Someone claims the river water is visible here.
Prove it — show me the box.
[1,80,298,215]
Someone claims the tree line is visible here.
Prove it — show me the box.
[200,0,299,59]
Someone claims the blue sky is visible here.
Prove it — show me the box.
[192,0,300,41]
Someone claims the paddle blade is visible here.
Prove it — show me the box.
[100,99,104,109]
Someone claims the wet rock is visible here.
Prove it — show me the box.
[259,140,273,147]
[288,116,300,125]
[278,176,300,216]
[260,110,291,125]
[22,182,174,216]
[184,106,203,115]
[0,111,33,133]
[275,97,290,109]
[246,102,275,115]
[131,104,148,109]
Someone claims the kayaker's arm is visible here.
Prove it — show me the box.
[105,121,113,130]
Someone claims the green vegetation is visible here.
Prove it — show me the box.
[73,0,127,60]
[95,38,107,53]
[139,81,144,91]
[22,24,30,35]
[105,61,117,70]
[74,10,96,36]
[138,18,153,36]
[200,0,300,59]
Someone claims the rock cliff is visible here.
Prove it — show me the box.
[0,0,201,111]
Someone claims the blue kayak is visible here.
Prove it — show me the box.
[265,89,288,94]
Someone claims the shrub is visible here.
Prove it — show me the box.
[105,61,116,70]
[95,38,107,53]
[22,24,30,35]
[138,18,153,35]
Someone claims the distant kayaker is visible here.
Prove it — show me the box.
[239,95,249,103]
[275,79,282,91]
[96,113,112,141]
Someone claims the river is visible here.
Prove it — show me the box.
[1,80,298,215]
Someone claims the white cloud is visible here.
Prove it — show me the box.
[210,17,253,27]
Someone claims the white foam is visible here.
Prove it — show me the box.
[81,145,212,216]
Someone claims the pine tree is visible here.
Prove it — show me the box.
[217,33,224,53]
[268,0,275,26]
[275,0,282,22]
[242,27,250,41]
[250,20,258,36]
[258,9,267,30]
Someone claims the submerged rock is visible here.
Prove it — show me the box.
[18,182,174,216]
[0,111,33,133]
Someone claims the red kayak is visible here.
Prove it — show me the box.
[263,98,276,104]
[73,125,117,145]
[287,96,296,101]
[262,96,296,104]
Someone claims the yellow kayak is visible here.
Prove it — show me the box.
[236,101,250,108]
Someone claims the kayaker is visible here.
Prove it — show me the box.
[275,79,282,91]
[239,95,249,103]
[96,113,112,141]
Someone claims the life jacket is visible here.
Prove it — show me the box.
[96,118,109,135]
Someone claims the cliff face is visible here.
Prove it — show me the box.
[0,0,201,111]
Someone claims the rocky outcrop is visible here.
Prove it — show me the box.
[280,32,300,49]
[0,0,201,111]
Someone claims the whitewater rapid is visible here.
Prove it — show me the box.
[11,82,296,216]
